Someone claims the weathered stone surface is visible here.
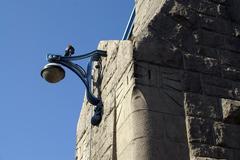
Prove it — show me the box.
[98,40,119,93]
[134,36,184,68]
[221,99,240,124]
[186,116,214,144]
[184,53,221,76]
[134,62,160,88]
[185,93,222,120]
[116,62,135,106]
[220,50,240,81]
[190,143,234,159]
[198,15,232,35]
[214,122,240,149]
[221,66,240,81]
[201,75,240,100]
[148,138,189,160]
[194,29,225,48]
[164,114,188,143]
[134,0,166,36]
[133,85,185,116]
[182,71,202,93]
[194,157,226,160]
[228,0,240,23]
[77,0,240,159]
[224,36,240,53]
[161,67,183,91]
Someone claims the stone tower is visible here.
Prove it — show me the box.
[76,0,240,159]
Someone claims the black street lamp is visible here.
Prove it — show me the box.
[41,47,107,126]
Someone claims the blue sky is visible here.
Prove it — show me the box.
[0,0,134,159]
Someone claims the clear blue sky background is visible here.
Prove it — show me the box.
[0,0,134,159]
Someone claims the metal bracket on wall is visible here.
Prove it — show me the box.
[41,49,107,126]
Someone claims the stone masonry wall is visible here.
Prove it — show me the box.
[76,0,240,159]
[76,40,136,160]
[133,0,240,159]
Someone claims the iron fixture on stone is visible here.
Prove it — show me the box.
[41,45,107,126]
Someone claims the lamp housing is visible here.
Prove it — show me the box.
[41,63,65,83]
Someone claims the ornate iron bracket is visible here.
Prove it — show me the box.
[41,49,107,126]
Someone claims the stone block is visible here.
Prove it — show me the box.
[146,111,166,140]
[222,66,240,81]
[134,0,166,36]
[90,112,115,159]
[220,48,240,68]
[116,99,132,131]
[193,157,226,160]
[214,122,240,149]
[221,98,240,124]
[101,57,117,91]
[98,41,119,70]
[76,98,92,140]
[161,66,183,81]
[195,46,219,59]
[162,74,183,91]
[234,149,240,159]
[190,143,234,159]
[166,1,198,26]
[193,29,225,48]
[184,54,221,76]
[132,110,166,142]
[134,35,184,69]
[134,85,185,116]
[186,116,214,144]
[98,41,119,92]
[117,114,134,157]
[164,114,188,143]
[118,136,149,160]
[232,24,240,38]
[102,91,116,121]
[117,109,155,160]
[210,0,227,5]
[116,63,135,106]
[220,50,240,81]
[134,62,160,88]
[149,14,196,53]
[188,0,226,17]
[201,75,235,99]
[182,71,202,93]
[199,15,231,35]
[116,41,133,81]
[149,138,189,160]
[202,84,232,100]
[228,0,240,24]
[134,62,151,86]
[202,75,240,100]
[148,13,180,38]
[184,93,222,120]
[161,66,183,91]
[224,36,240,53]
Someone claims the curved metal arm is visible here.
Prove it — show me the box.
[57,60,100,105]
[47,50,107,62]
[43,49,107,126]
[47,50,106,106]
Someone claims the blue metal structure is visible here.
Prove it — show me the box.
[42,50,107,126]
[122,6,135,40]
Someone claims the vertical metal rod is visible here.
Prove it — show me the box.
[122,6,136,40]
